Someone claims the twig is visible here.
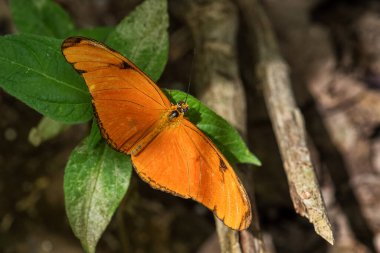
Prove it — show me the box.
[169,0,265,252]
[235,0,334,245]
[215,218,242,253]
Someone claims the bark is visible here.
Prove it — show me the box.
[236,0,334,245]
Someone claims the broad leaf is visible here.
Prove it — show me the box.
[0,34,92,123]
[64,133,132,253]
[75,27,113,42]
[168,90,261,166]
[105,0,168,81]
[10,0,75,38]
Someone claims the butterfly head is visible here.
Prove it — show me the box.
[177,100,189,114]
[169,101,189,120]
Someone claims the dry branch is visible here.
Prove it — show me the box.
[170,0,265,252]
[235,0,334,245]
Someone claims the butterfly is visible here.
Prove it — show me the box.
[61,37,251,230]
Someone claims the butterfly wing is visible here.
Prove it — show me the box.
[131,118,251,230]
[62,37,171,153]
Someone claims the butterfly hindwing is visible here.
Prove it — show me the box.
[131,119,251,230]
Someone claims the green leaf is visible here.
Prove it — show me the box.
[28,116,69,146]
[75,27,113,42]
[64,135,132,253]
[10,0,75,38]
[87,119,103,148]
[0,34,92,123]
[105,0,169,81]
[167,89,261,166]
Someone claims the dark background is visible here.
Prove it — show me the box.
[1,0,379,252]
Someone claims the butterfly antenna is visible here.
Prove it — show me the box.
[185,48,196,103]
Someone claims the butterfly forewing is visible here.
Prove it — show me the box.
[62,37,171,153]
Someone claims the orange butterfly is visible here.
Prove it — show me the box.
[62,37,251,230]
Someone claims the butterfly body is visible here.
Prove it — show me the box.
[62,37,252,230]
[126,102,187,155]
